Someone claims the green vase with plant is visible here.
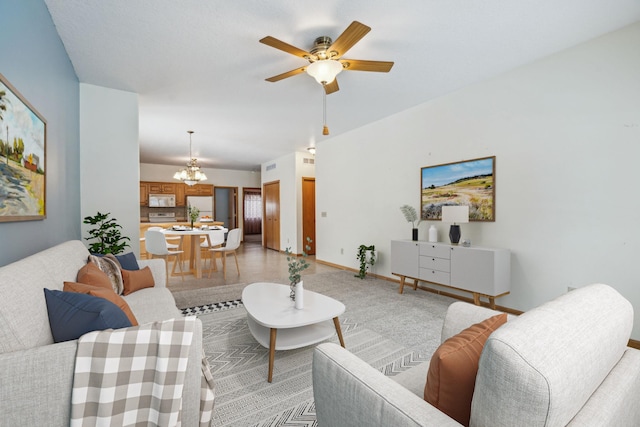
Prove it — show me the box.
[83,211,130,255]
[188,205,200,229]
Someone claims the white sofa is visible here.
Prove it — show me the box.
[313,284,640,426]
[0,240,204,426]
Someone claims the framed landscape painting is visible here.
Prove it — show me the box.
[0,73,46,222]
[421,156,495,221]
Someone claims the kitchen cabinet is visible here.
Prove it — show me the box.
[184,184,213,196]
[147,182,176,194]
[175,183,186,206]
[391,240,510,309]
[139,182,149,206]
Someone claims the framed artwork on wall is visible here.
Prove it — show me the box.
[0,73,47,222]
[421,156,495,221]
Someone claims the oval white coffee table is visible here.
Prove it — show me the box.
[242,282,346,382]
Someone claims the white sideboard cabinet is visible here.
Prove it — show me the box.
[391,240,511,308]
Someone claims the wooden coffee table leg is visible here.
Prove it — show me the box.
[268,328,277,383]
[333,317,345,348]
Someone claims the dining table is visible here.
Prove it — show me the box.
[162,226,228,279]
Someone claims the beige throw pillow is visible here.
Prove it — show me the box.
[88,255,124,295]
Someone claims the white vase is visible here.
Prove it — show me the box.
[294,281,304,309]
[428,225,438,243]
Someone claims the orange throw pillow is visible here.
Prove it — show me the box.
[424,313,507,426]
[63,282,138,326]
[121,267,155,296]
[76,262,113,290]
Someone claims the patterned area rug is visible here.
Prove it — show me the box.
[183,271,457,426]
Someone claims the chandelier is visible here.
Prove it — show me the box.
[173,130,207,186]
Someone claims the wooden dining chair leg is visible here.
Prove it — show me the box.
[175,254,184,281]
[171,255,178,275]
[233,251,240,276]
[163,256,170,285]
[222,253,227,280]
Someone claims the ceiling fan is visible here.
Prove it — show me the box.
[259,21,394,95]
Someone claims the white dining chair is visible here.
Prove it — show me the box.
[208,228,242,279]
[148,226,182,249]
[200,229,225,271]
[144,229,184,283]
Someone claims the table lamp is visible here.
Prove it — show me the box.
[441,205,469,244]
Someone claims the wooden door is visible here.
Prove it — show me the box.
[263,181,280,251]
[302,177,316,255]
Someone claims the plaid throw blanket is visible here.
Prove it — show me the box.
[71,317,215,427]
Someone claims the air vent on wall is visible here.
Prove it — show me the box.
[303,158,315,164]
[266,163,276,171]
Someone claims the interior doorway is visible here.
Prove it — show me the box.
[263,181,280,251]
[243,187,262,242]
[214,186,238,230]
[302,177,316,255]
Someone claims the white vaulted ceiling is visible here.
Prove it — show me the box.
[44,0,640,171]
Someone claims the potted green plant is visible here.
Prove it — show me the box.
[188,204,200,229]
[400,205,422,241]
[83,211,130,255]
[285,237,312,309]
[355,244,376,279]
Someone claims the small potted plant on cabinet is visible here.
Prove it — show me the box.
[400,205,422,241]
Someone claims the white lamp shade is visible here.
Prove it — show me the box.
[441,205,469,223]
[306,60,343,84]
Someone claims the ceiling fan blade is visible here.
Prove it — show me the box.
[259,36,311,59]
[324,79,339,94]
[328,21,371,58]
[340,59,394,73]
[265,67,307,82]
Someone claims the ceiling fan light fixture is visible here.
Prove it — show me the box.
[306,59,343,85]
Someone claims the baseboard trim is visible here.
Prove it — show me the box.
[315,259,640,348]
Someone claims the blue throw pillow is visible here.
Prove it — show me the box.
[115,252,140,271]
[44,289,132,343]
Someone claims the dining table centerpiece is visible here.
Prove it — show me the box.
[187,205,199,229]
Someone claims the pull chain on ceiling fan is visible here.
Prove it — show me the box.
[260,21,394,135]
[322,87,329,135]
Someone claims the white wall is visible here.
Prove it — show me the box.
[80,84,140,255]
[140,163,261,230]
[317,23,640,338]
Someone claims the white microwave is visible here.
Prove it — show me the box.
[148,194,176,207]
